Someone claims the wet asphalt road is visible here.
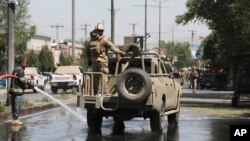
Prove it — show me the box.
[1,106,250,141]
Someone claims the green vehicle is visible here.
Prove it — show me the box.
[77,46,181,133]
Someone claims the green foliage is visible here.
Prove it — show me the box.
[160,41,194,68]
[59,52,74,66]
[26,50,40,68]
[0,103,6,112]
[176,0,250,67]
[0,0,36,67]
[22,99,33,107]
[39,45,55,71]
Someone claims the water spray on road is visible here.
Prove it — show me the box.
[34,87,86,122]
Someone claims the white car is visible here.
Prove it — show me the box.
[50,66,83,94]
[24,67,46,93]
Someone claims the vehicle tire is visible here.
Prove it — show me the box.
[72,86,77,94]
[150,101,165,132]
[168,112,179,125]
[51,86,57,94]
[87,108,103,134]
[231,97,239,107]
[116,68,152,103]
[231,92,239,107]
[77,81,81,92]
[33,88,37,93]
[112,117,125,135]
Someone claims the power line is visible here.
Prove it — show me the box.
[51,24,64,48]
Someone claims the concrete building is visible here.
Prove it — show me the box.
[27,34,52,51]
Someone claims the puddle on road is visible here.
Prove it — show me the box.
[1,108,250,141]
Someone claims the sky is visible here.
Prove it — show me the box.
[28,0,211,49]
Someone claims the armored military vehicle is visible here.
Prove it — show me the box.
[77,45,181,133]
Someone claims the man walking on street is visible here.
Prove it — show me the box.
[9,56,28,125]
[190,67,199,94]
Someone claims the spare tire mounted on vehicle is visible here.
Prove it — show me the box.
[116,68,152,103]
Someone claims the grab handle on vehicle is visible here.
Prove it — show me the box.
[100,96,119,111]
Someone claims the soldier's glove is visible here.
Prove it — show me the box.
[88,60,92,67]
[120,51,128,57]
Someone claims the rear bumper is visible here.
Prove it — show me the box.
[80,95,154,111]
[50,81,77,87]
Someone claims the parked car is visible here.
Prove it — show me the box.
[199,73,217,89]
[78,46,181,133]
[24,67,46,93]
[199,73,227,90]
[50,66,83,94]
[0,78,6,87]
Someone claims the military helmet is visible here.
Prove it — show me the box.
[94,23,104,31]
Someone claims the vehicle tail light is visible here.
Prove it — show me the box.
[30,75,34,80]
[73,74,77,80]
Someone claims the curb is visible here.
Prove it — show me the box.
[0,103,59,122]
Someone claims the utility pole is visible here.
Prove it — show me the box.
[111,0,115,43]
[81,23,91,41]
[133,0,148,51]
[7,1,16,93]
[153,0,168,54]
[189,30,196,50]
[110,0,119,44]
[171,25,174,61]
[51,24,64,49]
[72,0,75,57]
[130,23,138,36]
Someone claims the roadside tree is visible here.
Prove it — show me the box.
[26,50,40,68]
[0,0,36,67]
[39,45,54,71]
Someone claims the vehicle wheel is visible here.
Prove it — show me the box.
[168,112,179,125]
[231,92,239,107]
[33,88,37,93]
[150,101,165,132]
[200,85,204,89]
[112,117,125,135]
[116,68,152,103]
[77,81,81,92]
[87,108,103,134]
[51,86,57,94]
[72,86,77,94]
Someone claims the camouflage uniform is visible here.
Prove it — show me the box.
[87,31,125,95]
[9,66,27,120]
[190,68,198,93]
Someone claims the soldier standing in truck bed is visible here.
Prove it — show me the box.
[86,23,126,95]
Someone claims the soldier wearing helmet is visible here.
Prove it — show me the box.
[86,23,126,95]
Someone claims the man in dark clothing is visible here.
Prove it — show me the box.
[9,57,28,125]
